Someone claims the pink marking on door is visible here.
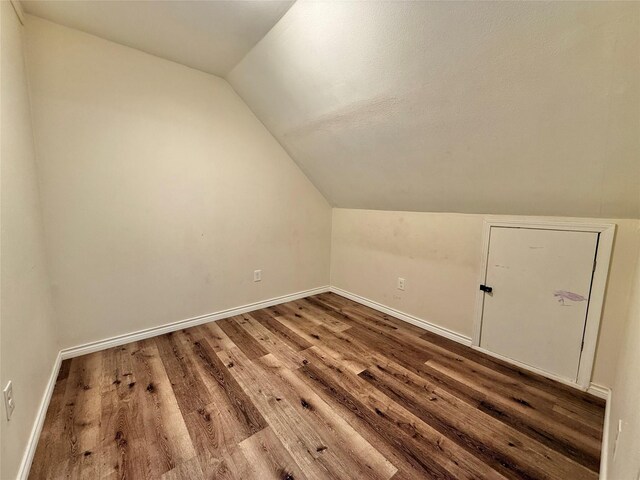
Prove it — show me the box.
[553,290,587,305]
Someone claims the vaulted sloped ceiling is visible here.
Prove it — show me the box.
[22,0,640,217]
[229,1,640,218]
[22,0,294,76]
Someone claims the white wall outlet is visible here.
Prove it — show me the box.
[254,270,262,282]
[397,277,405,291]
[3,381,15,421]
[613,419,623,460]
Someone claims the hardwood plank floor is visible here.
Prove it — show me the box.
[29,293,605,479]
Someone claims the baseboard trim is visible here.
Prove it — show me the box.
[61,286,330,360]
[587,383,610,400]
[17,352,62,480]
[597,386,613,479]
[329,286,473,346]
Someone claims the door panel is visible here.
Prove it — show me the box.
[479,227,598,382]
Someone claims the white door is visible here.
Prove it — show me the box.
[479,227,598,382]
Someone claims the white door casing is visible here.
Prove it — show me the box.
[472,219,615,390]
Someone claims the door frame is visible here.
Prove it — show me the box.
[472,218,616,390]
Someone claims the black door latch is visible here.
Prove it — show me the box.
[479,284,493,293]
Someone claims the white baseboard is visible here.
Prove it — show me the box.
[329,286,473,346]
[472,343,591,391]
[597,386,613,479]
[61,286,330,360]
[17,352,62,480]
[587,383,610,400]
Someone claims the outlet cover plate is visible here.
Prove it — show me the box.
[3,381,14,421]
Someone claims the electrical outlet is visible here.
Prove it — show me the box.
[3,381,14,421]
[397,277,405,291]
[254,270,262,282]
[613,419,623,461]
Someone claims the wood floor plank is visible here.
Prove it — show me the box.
[275,313,371,374]
[98,343,152,479]
[418,327,605,414]
[196,321,237,352]
[318,291,602,430]
[170,329,264,466]
[297,347,501,480]
[129,342,196,477]
[283,299,352,332]
[255,353,398,480]
[218,317,269,360]
[360,321,604,437]
[308,294,427,338]
[38,352,103,479]
[57,358,72,382]
[154,331,211,415]
[426,359,601,468]
[187,335,268,441]
[218,347,370,480]
[183,402,232,460]
[31,293,605,479]
[425,353,603,436]
[238,427,309,480]
[159,456,204,480]
[360,360,597,479]
[248,308,314,351]
[234,313,306,369]
[195,445,252,480]
[328,318,602,469]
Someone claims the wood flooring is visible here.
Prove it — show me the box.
[29,292,605,479]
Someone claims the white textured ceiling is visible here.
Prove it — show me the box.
[229,1,640,218]
[22,0,294,77]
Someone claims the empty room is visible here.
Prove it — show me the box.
[1,0,639,478]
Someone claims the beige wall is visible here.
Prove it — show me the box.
[607,226,640,479]
[331,208,640,388]
[608,249,640,479]
[0,3,59,478]
[24,15,331,350]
